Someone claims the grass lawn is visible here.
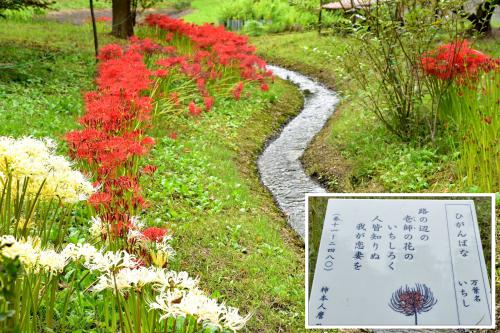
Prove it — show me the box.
[183,0,228,24]
[52,0,110,10]
[253,31,500,193]
[0,20,121,142]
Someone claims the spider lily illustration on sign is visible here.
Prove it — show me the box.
[389,283,438,325]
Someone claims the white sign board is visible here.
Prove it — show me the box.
[308,199,492,327]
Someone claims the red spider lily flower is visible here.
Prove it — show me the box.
[204,96,214,111]
[97,44,123,61]
[88,192,113,208]
[170,92,180,106]
[141,226,169,242]
[142,164,157,175]
[188,101,202,116]
[145,14,271,87]
[165,32,174,41]
[97,52,152,97]
[129,37,164,55]
[141,136,155,148]
[66,39,159,239]
[163,46,177,54]
[96,16,112,22]
[67,19,276,240]
[232,82,245,100]
[156,56,188,68]
[169,132,178,139]
[421,40,496,81]
[79,93,152,132]
[194,50,211,62]
[260,83,269,92]
[154,69,168,77]
[196,78,206,91]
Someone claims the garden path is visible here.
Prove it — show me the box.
[258,65,339,239]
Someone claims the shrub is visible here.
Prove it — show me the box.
[341,0,468,142]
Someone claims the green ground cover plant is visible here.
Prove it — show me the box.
[0,20,119,140]
[183,0,223,24]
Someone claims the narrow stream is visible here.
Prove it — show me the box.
[258,65,339,239]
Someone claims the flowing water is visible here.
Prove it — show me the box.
[258,65,339,239]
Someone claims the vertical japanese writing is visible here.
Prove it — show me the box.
[418,208,430,242]
[457,279,481,308]
[471,280,481,303]
[387,224,397,270]
[454,212,469,258]
[315,286,330,325]
[353,221,366,271]
[323,214,341,271]
[402,214,415,261]
[370,216,383,260]
[458,280,470,308]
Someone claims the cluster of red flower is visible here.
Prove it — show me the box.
[421,40,499,81]
[65,18,273,240]
[145,14,273,115]
[66,41,160,237]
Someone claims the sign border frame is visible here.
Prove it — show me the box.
[305,193,496,329]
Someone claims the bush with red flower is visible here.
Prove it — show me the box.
[421,40,498,81]
[420,40,499,191]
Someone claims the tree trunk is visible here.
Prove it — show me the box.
[469,0,499,34]
[112,0,134,39]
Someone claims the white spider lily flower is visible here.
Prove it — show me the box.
[153,270,199,291]
[0,235,16,247]
[0,136,95,204]
[149,289,188,319]
[92,266,161,293]
[89,216,105,239]
[1,237,40,269]
[38,249,69,274]
[148,288,250,331]
[84,250,138,273]
[127,228,143,242]
[129,216,144,230]
[62,242,100,263]
[0,236,69,274]
[221,307,252,331]
[180,290,223,326]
